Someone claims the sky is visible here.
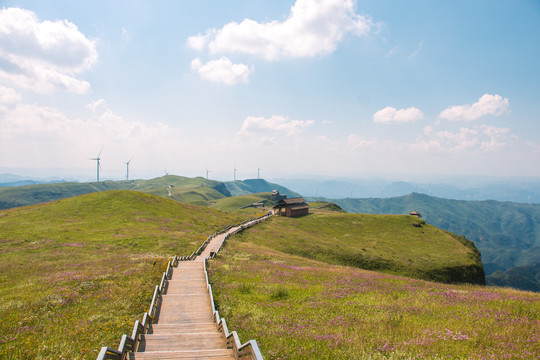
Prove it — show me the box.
[0,0,539,182]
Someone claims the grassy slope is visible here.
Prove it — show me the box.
[0,175,301,210]
[212,192,283,212]
[224,179,301,197]
[209,241,540,359]
[231,213,484,284]
[0,190,244,359]
[332,193,540,271]
[0,175,231,210]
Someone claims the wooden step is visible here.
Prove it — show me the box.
[166,278,207,294]
[157,311,214,324]
[139,333,226,352]
[129,348,234,359]
[150,323,217,335]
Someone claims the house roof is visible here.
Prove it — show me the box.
[276,197,306,205]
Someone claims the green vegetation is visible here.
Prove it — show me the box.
[224,178,300,197]
[329,192,540,291]
[309,201,346,212]
[212,192,282,213]
[209,240,540,359]
[0,175,299,210]
[231,213,484,284]
[488,263,540,292]
[0,190,244,359]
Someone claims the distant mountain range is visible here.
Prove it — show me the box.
[314,193,540,292]
[0,173,70,188]
[274,177,540,203]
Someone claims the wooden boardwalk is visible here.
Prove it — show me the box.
[129,232,239,359]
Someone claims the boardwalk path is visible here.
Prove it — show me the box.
[129,218,265,360]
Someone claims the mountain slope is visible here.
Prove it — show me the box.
[224,178,300,197]
[331,193,540,270]
[0,175,300,210]
[0,190,244,359]
[209,236,538,359]
[232,212,484,284]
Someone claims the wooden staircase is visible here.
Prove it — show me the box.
[98,216,268,360]
[129,261,235,360]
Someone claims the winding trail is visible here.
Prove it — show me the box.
[129,219,265,360]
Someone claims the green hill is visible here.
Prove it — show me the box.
[224,178,300,197]
[324,193,540,289]
[0,190,244,359]
[230,213,484,284]
[0,175,300,210]
[208,238,539,360]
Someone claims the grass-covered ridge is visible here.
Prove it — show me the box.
[0,175,300,210]
[209,241,540,359]
[232,213,484,284]
[0,190,244,359]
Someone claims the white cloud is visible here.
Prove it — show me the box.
[413,125,514,153]
[239,115,314,136]
[439,94,510,121]
[0,85,22,111]
[408,40,423,60]
[0,7,97,94]
[191,57,250,85]
[187,0,373,61]
[347,134,378,149]
[0,90,183,169]
[373,106,423,123]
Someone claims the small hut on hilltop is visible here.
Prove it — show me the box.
[273,197,309,217]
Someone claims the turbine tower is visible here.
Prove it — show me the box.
[90,149,102,182]
[124,158,133,181]
[234,166,238,181]
[206,168,211,179]
[257,166,262,179]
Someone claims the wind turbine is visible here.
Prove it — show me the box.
[206,168,211,179]
[257,166,262,179]
[234,166,238,181]
[164,169,169,176]
[89,149,103,182]
[124,158,133,181]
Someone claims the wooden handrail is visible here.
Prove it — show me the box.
[96,214,271,360]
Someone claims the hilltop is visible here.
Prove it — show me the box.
[231,212,484,284]
[0,175,298,210]
[0,190,245,359]
[324,192,540,291]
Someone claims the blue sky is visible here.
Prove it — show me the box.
[0,0,539,181]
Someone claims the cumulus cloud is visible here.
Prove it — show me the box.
[191,57,250,85]
[413,125,514,152]
[239,115,314,136]
[0,7,97,93]
[373,106,423,123]
[187,0,373,60]
[439,94,510,121]
[0,85,22,111]
[0,90,181,159]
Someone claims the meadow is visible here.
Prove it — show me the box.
[230,214,484,284]
[0,190,243,359]
[209,240,540,359]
